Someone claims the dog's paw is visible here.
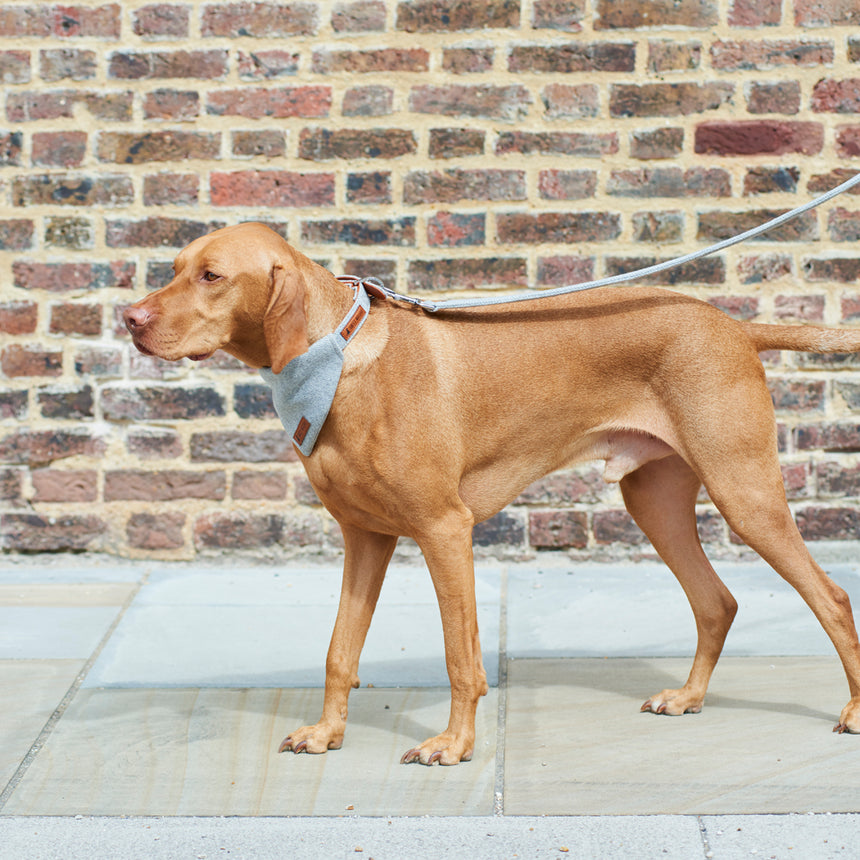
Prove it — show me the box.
[400,732,473,766]
[834,698,860,734]
[640,688,703,716]
[278,722,344,755]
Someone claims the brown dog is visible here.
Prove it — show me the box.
[124,222,860,765]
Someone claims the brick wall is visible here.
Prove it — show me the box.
[2,0,860,561]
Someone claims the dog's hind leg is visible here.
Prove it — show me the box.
[280,526,398,754]
[620,454,738,716]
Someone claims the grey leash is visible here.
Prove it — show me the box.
[359,170,860,313]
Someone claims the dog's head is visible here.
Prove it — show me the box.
[123,223,309,372]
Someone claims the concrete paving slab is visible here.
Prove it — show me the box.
[0,608,123,660]
[85,567,500,688]
[504,656,860,815]
[507,563,859,658]
[4,687,498,817]
[0,660,82,788]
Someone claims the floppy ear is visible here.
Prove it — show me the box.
[263,264,309,373]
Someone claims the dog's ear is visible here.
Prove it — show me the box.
[263,264,309,373]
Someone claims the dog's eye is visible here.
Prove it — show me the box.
[202,271,221,282]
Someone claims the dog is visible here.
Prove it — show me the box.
[124,222,860,765]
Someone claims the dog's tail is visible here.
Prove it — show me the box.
[742,322,860,354]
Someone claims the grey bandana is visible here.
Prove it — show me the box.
[259,280,371,456]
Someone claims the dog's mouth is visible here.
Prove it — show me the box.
[188,352,214,362]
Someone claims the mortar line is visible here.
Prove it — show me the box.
[493,565,509,816]
[698,815,714,859]
[0,575,147,812]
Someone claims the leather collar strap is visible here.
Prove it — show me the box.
[259,279,371,456]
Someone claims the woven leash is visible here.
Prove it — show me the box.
[356,170,860,314]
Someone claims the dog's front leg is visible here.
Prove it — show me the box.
[279,526,397,755]
[402,519,489,765]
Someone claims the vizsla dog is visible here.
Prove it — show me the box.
[124,222,860,765]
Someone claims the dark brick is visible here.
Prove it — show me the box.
[610,82,733,118]
[0,301,37,335]
[804,258,860,283]
[518,468,608,504]
[605,256,725,286]
[49,303,102,336]
[143,173,199,206]
[427,212,485,247]
[346,171,392,205]
[0,430,104,465]
[738,253,793,284]
[698,210,818,243]
[510,42,634,73]
[0,50,30,83]
[0,219,34,250]
[0,468,23,502]
[1,514,106,553]
[207,86,330,118]
[127,428,183,459]
[708,295,759,321]
[594,510,647,545]
[538,169,597,200]
[743,167,799,195]
[816,463,860,498]
[443,46,493,74]
[74,346,123,377]
[648,40,701,73]
[231,130,286,159]
[312,47,428,73]
[0,391,28,420]
[143,89,200,120]
[528,510,588,549]
[1,345,63,378]
[429,128,485,158]
[97,131,220,163]
[497,212,621,244]
[232,470,288,500]
[410,84,531,121]
[39,48,97,80]
[542,83,599,119]
[596,0,718,28]
[190,430,297,462]
[234,383,276,419]
[0,131,23,166]
[472,511,525,547]
[299,128,416,160]
[746,81,800,115]
[343,85,393,117]
[106,218,224,248]
[796,507,860,541]
[194,512,285,550]
[767,378,825,412]
[607,167,730,198]
[496,131,618,157]
[711,39,833,71]
[829,208,860,242]
[407,257,527,291]
[45,216,95,250]
[210,171,334,207]
[127,512,186,550]
[396,0,519,31]
[237,49,299,79]
[729,0,781,25]
[851,37,860,64]
[808,167,860,195]
[109,49,228,79]
[201,2,318,36]
[133,4,190,37]
[404,169,525,204]
[31,469,97,502]
[13,260,134,291]
[101,386,225,421]
[795,423,860,452]
[632,211,684,244]
[332,1,386,31]
[536,256,594,287]
[302,218,415,246]
[341,259,396,285]
[105,469,226,501]
[531,0,585,30]
[12,174,133,207]
[7,90,132,122]
[836,383,860,408]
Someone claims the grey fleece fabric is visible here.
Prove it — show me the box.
[259,283,371,457]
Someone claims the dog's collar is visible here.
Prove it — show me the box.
[259,277,372,456]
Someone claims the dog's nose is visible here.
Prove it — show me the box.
[123,305,150,332]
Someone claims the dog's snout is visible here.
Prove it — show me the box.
[123,305,151,333]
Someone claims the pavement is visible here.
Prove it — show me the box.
[1,550,860,858]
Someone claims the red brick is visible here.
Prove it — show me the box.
[496,131,617,157]
[302,218,415,246]
[39,48,97,80]
[407,257,526,291]
[808,168,860,194]
[743,167,799,195]
[497,212,621,244]
[105,218,224,248]
[133,4,190,37]
[829,208,860,242]
[1,345,63,378]
[0,4,120,38]
[729,0,781,26]
[795,0,858,27]
[836,126,860,158]
[0,219,33,250]
[767,378,826,412]
[49,302,102,335]
[332,1,386,32]
[201,2,319,36]
[812,79,860,114]
[12,173,133,207]
[312,47,428,73]
[427,212,485,247]
[396,0,519,31]
[194,512,285,550]
[746,81,800,115]
[346,171,392,204]
[796,507,860,541]
[528,510,588,549]
[443,46,493,74]
[542,83,598,119]
[532,0,584,30]
[0,430,104,465]
[596,0,717,29]
[804,259,860,285]
[143,89,200,120]
[74,346,123,377]
[299,128,416,160]
[538,169,597,201]
[105,470,226,501]
[0,50,30,83]
[0,392,27,422]
[711,40,833,71]
[32,469,97,503]
[127,429,183,459]
[343,86,393,117]
[695,121,823,156]
[1,514,106,552]
[518,468,608,504]
[537,256,595,287]
[190,430,298,463]
[143,173,199,206]
[708,295,759,320]
[0,301,37,334]
[795,423,860,451]
[698,209,818,243]
[6,90,132,122]
[127,512,186,550]
[210,171,333,207]
[404,169,525,204]
[410,84,531,121]
[594,510,648,545]
[237,49,299,79]
[509,43,634,73]
[738,253,792,284]
[101,386,225,421]
[109,50,228,79]
[774,295,825,321]
[611,82,733,117]
[207,86,330,118]
[13,260,134,292]
[97,131,220,163]
[232,470,288,500]
[816,462,860,497]
[429,128,485,159]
